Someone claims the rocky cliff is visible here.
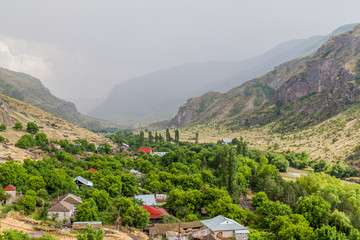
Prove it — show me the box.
[169,24,360,131]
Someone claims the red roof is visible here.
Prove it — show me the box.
[4,184,16,191]
[88,168,98,173]
[142,205,170,219]
[139,148,152,153]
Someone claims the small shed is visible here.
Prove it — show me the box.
[152,152,168,157]
[73,176,93,188]
[3,184,16,204]
[221,139,232,145]
[73,222,102,230]
[135,194,156,206]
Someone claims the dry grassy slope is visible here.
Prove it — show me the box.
[172,104,360,164]
[0,212,137,240]
[0,94,113,162]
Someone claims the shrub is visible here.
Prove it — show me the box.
[0,124,6,131]
[13,122,23,130]
[15,135,36,149]
[26,122,39,134]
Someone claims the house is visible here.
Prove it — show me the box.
[48,193,82,223]
[143,205,170,222]
[50,193,83,205]
[139,147,152,154]
[73,222,102,230]
[47,143,61,150]
[48,201,75,223]
[200,215,250,240]
[155,194,167,202]
[152,152,168,157]
[148,221,203,239]
[73,176,93,189]
[3,184,16,204]
[221,139,232,145]
[88,168,98,173]
[135,194,156,206]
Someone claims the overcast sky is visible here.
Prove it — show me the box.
[0,0,360,113]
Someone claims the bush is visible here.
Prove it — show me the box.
[13,122,23,130]
[0,135,5,142]
[0,123,6,131]
[15,135,36,149]
[26,122,39,134]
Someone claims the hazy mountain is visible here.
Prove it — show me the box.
[169,24,360,131]
[0,67,118,129]
[89,24,357,125]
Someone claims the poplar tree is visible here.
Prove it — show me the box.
[166,128,171,142]
[139,131,144,146]
[174,129,179,143]
[148,131,153,144]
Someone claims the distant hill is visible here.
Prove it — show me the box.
[0,94,112,161]
[89,24,358,125]
[0,68,119,129]
[169,24,360,132]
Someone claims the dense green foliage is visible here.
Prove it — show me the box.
[4,129,360,239]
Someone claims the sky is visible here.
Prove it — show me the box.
[0,0,360,113]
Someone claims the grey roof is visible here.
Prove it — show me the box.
[222,139,232,143]
[135,194,156,206]
[201,216,249,233]
[130,169,141,175]
[122,143,129,147]
[73,176,93,187]
[152,152,168,156]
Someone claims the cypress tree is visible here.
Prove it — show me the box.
[139,131,144,147]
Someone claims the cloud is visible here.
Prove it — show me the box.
[0,38,56,86]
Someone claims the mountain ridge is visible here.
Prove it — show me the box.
[89,24,358,125]
[0,67,119,129]
[169,24,360,132]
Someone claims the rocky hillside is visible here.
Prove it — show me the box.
[0,94,112,161]
[0,68,117,129]
[89,24,357,125]
[169,24,360,131]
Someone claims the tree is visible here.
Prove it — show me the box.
[91,189,111,211]
[174,129,179,143]
[166,128,171,142]
[269,214,313,240]
[0,123,6,131]
[22,190,37,214]
[27,176,46,192]
[227,149,238,200]
[75,201,98,221]
[195,132,199,144]
[186,214,198,222]
[97,143,113,154]
[148,131,153,144]
[14,122,23,131]
[252,192,269,209]
[330,209,353,235]
[26,122,39,134]
[295,195,331,228]
[139,131,144,146]
[1,230,31,240]
[35,133,49,148]
[313,225,347,240]
[15,135,36,149]
[77,226,104,240]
